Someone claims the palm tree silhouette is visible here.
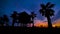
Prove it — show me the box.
[0,17,4,26]
[39,2,55,28]
[10,11,18,26]
[30,12,36,27]
[3,15,9,26]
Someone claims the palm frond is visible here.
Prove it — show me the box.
[46,2,51,8]
[39,9,45,16]
[40,4,46,9]
[48,4,55,8]
[48,9,55,16]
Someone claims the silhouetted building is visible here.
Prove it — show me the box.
[18,11,31,27]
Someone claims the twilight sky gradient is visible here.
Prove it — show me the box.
[0,0,60,26]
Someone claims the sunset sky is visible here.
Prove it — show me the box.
[0,0,60,26]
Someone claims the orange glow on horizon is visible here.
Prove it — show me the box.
[52,19,60,27]
[52,25,56,27]
[34,20,48,27]
[33,19,60,28]
[27,19,60,28]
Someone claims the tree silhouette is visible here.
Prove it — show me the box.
[3,15,9,26]
[18,11,31,27]
[39,2,55,28]
[0,17,4,26]
[10,11,18,26]
[30,12,36,27]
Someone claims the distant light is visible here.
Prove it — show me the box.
[52,25,56,27]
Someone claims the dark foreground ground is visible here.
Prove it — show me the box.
[0,26,60,32]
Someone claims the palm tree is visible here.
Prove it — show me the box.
[3,15,9,26]
[39,2,55,28]
[10,11,18,26]
[30,12,36,27]
[0,17,4,26]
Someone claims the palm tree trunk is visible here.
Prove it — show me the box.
[6,22,9,26]
[32,18,34,27]
[32,21,34,27]
[47,16,52,28]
